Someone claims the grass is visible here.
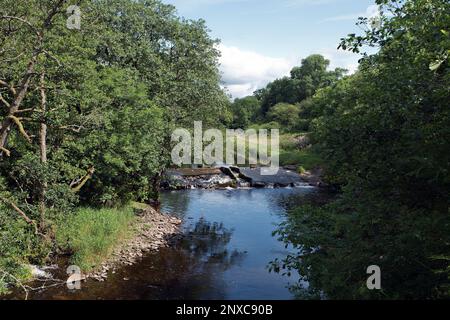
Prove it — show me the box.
[280,149,323,171]
[56,206,137,272]
[130,201,149,210]
[275,132,323,171]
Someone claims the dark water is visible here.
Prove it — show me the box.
[11,187,326,300]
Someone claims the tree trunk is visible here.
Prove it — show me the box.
[38,72,47,230]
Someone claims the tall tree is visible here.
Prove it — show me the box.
[259,54,346,115]
[273,0,450,299]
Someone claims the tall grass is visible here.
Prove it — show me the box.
[56,207,136,272]
[279,149,322,171]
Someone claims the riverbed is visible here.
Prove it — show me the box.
[10,187,327,300]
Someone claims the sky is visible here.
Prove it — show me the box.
[163,0,378,98]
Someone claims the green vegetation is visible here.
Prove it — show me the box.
[0,0,227,292]
[228,54,346,133]
[0,216,39,294]
[1,0,449,300]
[270,0,450,299]
[55,207,136,272]
[226,0,450,300]
[277,133,323,171]
[228,96,261,129]
[279,149,322,171]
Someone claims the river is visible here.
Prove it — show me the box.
[10,187,329,300]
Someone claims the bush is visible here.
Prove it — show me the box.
[0,213,48,294]
[268,103,301,131]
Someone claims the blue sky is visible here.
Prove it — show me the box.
[163,0,378,97]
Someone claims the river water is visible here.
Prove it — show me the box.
[10,187,327,300]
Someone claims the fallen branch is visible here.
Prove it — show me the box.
[0,268,66,300]
[0,269,29,300]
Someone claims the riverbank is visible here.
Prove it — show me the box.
[7,187,325,300]
[87,206,182,281]
[1,205,182,297]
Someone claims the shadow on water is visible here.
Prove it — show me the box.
[8,187,328,300]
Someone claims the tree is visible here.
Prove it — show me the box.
[259,54,346,116]
[273,0,450,299]
[291,54,347,99]
[229,96,261,129]
[0,0,228,288]
[267,103,300,131]
[259,77,301,115]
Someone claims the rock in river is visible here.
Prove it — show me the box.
[239,167,306,188]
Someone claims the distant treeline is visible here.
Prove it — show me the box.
[226,54,347,132]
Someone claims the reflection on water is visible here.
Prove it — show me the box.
[10,188,323,300]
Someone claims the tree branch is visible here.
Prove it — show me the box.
[0,269,29,300]
[0,15,41,39]
[0,146,10,157]
[71,167,95,193]
[58,125,85,133]
[0,197,34,225]
[8,115,32,143]
[0,93,10,108]
[0,80,17,96]
[13,108,34,114]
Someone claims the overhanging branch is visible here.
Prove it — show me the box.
[8,115,32,143]
[70,167,95,193]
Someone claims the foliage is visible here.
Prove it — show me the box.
[228,96,261,129]
[268,103,301,132]
[273,0,450,299]
[0,0,227,291]
[272,196,450,299]
[0,185,47,294]
[256,54,346,116]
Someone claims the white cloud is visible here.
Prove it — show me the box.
[218,44,361,98]
[218,44,295,98]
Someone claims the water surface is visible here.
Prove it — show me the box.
[11,187,322,300]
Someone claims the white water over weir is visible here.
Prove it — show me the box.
[162,166,313,190]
